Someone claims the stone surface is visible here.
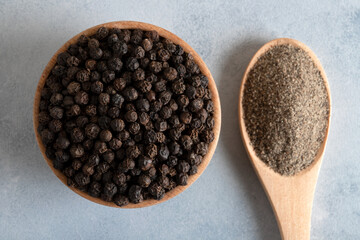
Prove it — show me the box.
[0,0,359,239]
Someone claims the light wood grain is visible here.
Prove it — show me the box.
[238,38,331,239]
[33,21,221,208]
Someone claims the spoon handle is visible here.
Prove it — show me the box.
[253,158,323,240]
[270,177,316,240]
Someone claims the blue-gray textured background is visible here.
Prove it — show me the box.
[0,0,359,239]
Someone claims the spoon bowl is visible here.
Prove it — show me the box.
[33,21,221,208]
[238,38,331,239]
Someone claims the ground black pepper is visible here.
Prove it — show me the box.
[38,27,215,206]
[242,44,329,175]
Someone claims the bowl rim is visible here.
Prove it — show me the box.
[33,21,221,208]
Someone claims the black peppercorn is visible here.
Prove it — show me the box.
[114,194,129,207]
[89,182,102,197]
[130,29,143,44]
[70,144,84,158]
[38,112,50,125]
[155,120,168,132]
[97,61,107,72]
[143,130,156,144]
[158,144,169,161]
[189,99,204,112]
[108,138,122,151]
[177,160,190,173]
[113,78,126,92]
[136,112,148,126]
[88,38,100,49]
[201,129,214,143]
[120,158,135,172]
[73,91,88,105]
[149,61,162,73]
[57,52,70,66]
[196,108,208,123]
[67,67,79,80]
[135,98,149,112]
[144,144,157,159]
[85,123,100,139]
[99,129,112,142]
[163,67,177,81]
[50,93,63,106]
[103,182,117,198]
[138,156,153,171]
[110,119,125,132]
[89,48,103,60]
[66,56,80,67]
[90,71,101,82]
[159,106,172,119]
[82,164,95,176]
[125,145,140,160]
[49,119,62,133]
[142,38,153,51]
[138,174,151,188]
[87,154,100,167]
[70,127,84,143]
[64,167,75,178]
[54,151,69,166]
[128,122,140,135]
[169,128,181,141]
[103,150,115,163]
[122,87,138,101]
[149,183,165,200]
[55,136,70,150]
[52,65,66,77]
[118,130,130,141]
[112,172,126,186]
[75,116,88,128]
[74,172,90,186]
[76,69,90,83]
[169,141,180,155]
[177,173,188,186]
[49,106,64,119]
[84,59,96,71]
[126,57,139,71]
[98,93,110,105]
[157,48,170,62]
[167,156,178,168]
[134,46,145,59]
[157,175,170,188]
[67,82,81,95]
[177,95,189,109]
[96,27,109,39]
[94,141,107,154]
[102,70,116,83]
[188,152,202,166]
[128,185,143,203]
[112,41,128,55]
[189,166,198,175]
[145,91,156,103]
[124,110,138,123]
[97,161,110,174]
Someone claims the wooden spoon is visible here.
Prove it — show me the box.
[33,21,221,208]
[238,38,331,239]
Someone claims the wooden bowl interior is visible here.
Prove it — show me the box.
[34,21,221,208]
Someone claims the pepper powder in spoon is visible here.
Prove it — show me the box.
[242,44,329,175]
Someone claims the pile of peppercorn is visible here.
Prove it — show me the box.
[37,26,215,206]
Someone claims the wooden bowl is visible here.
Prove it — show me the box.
[33,21,221,208]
